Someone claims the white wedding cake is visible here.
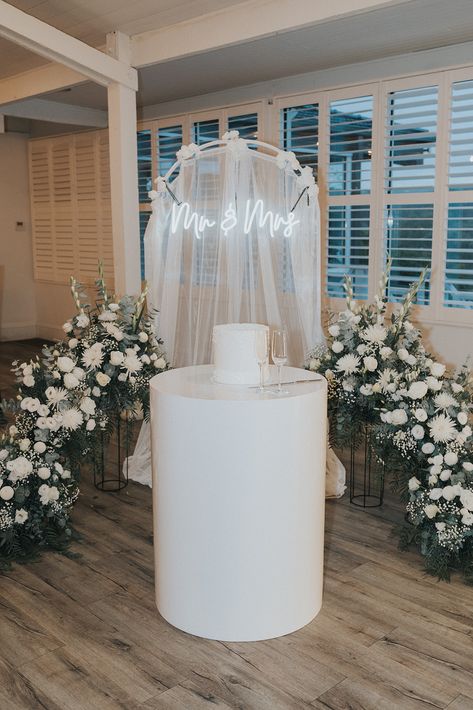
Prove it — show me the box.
[212,323,269,385]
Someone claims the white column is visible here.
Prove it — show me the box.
[106,31,141,295]
[0,115,4,133]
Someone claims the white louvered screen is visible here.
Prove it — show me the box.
[386,85,438,194]
[449,80,473,191]
[192,118,220,145]
[329,95,372,196]
[444,203,473,308]
[384,204,433,305]
[327,205,370,299]
[280,103,319,172]
[29,131,114,286]
[137,128,152,202]
[227,113,258,141]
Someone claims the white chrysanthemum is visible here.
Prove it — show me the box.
[122,353,143,374]
[61,407,83,431]
[361,324,387,343]
[376,369,397,393]
[434,392,456,410]
[45,386,68,406]
[428,413,457,443]
[335,353,360,375]
[82,344,104,370]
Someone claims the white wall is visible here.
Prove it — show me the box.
[0,133,36,341]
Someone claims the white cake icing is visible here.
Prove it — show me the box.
[212,323,269,385]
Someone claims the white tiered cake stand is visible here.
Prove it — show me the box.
[150,364,327,642]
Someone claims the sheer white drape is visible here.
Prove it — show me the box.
[127,135,345,496]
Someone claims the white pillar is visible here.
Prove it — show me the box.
[0,115,4,133]
[106,31,141,296]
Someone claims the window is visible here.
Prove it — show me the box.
[228,113,258,140]
[193,119,220,145]
[327,94,373,298]
[280,103,319,171]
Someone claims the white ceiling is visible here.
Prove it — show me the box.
[36,0,473,112]
[0,0,247,78]
[3,0,473,121]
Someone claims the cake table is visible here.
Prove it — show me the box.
[150,364,327,642]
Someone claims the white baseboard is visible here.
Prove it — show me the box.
[0,322,37,341]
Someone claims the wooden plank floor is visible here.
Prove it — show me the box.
[1,340,473,710]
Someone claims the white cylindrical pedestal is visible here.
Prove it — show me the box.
[150,365,327,642]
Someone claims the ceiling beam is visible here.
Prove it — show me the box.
[131,0,409,68]
[0,1,137,90]
[0,63,86,106]
[2,98,107,127]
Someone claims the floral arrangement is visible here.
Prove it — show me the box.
[0,268,169,569]
[308,265,473,582]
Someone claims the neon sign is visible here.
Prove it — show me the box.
[170,200,299,239]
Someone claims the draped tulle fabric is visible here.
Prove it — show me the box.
[126,139,345,497]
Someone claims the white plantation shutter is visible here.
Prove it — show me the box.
[444,203,473,308]
[327,94,373,299]
[29,131,113,286]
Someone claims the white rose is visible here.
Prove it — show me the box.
[9,425,18,436]
[360,384,373,396]
[57,356,75,373]
[118,373,127,382]
[407,381,428,400]
[33,441,46,454]
[110,351,124,366]
[61,469,71,479]
[154,358,167,370]
[19,439,30,451]
[108,303,120,312]
[80,397,96,415]
[76,313,89,328]
[452,382,464,394]
[68,338,78,349]
[463,462,473,472]
[428,475,438,486]
[328,324,340,337]
[406,355,417,366]
[408,477,421,491]
[460,489,473,511]
[64,373,80,390]
[411,425,425,440]
[462,511,473,526]
[435,522,446,532]
[23,365,33,376]
[458,412,468,426]
[363,356,378,372]
[433,454,444,466]
[138,332,149,343]
[380,347,393,360]
[426,376,442,391]
[442,485,461,501]
[357,344,367,355]
[414,408,428,422]
[422,442,435,454]
[92,386,101,397]
[397,348,409,361]
[424,504,439,519]
[332,341,344,354]
[463,425,472,437]
[0,486,14,501]
[37,405,49,417]
[63,322,73,333]
[73,367,85,381]
[23,375,35,387]
[141,354,151,365]
[37,467,51,480]
[86,419,96,431]
[15,509,28,524]
[0,449,8,461]
[391,409,408,426]
[430,362,446,378]
[440,469,452,481]
[444,451,458,467]
[96,372,111,387]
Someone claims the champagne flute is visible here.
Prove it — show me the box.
[255,329,269,392]
[272,328,288,394]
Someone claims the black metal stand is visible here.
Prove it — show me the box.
[93,413,130,492]
[349,423,384,508]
